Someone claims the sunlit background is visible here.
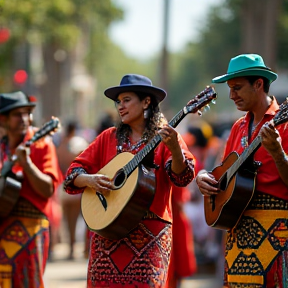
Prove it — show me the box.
[1,0,286,138]
[1,0,286,287]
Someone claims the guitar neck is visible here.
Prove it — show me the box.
[1,118,60,178]
[227,135,262,180]
[124,109,187,176]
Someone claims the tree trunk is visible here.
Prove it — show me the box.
[241,0,283,69]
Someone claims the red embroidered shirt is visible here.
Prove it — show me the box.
[64,127,195,223]
[223,97,288,200]
[0,127,62,217]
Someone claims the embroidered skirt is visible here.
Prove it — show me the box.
[0,198,50,288]
[87,218,172,288]
[224,192,288,288]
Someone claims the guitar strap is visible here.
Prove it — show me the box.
[248,115,254,140]
[141,150,159,170]
[244,116,261,171]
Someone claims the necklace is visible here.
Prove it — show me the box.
[241,97,273,149]
[251,120,262,134]
[117,136,148,154]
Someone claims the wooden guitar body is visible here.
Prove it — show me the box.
[0,177,22,218]
[81,152,156,240]
[204,151,256,230]
[80,86,217,239]
[203,98,288,230]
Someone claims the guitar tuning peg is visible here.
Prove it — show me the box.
[212,99,216,104]
[197,110,202,116]
[204,105,210,111]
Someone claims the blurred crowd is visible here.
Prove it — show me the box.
[46,111,232,286]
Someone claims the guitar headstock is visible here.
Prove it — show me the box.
[274,97,288,127]
[26,117,61,146]
[184,86,217,116]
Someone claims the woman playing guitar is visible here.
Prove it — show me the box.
[64,74,196,288]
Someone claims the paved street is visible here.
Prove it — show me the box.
[44,242,223,288]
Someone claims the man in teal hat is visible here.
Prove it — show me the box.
[195,54,288,287]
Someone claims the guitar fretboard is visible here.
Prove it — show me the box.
[123,109,186,176]
[226,135,262,181]
[122,86,217,177]
[225,100,288,182]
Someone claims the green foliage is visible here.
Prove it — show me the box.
[91,39,158,105]
[0,0,124,93]
[0,0,123,49]
[168,0,241,116]
[277,1,288,68]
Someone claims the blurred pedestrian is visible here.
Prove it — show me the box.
[0,91,62,287]
[182,125,223,269]
[56,120,89,259]
[166,185,197,288]
[64,74,195,287]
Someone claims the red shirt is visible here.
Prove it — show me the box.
[223,97,288,200]
[65,127,195,223]
[0,127,62,217]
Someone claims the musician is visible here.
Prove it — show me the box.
[195,54,288,287]
[64,74,195,288]
[0,92,62,287]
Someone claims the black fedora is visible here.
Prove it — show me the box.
[104,74,166,104]
[0,91,36,114]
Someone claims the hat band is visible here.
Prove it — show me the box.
[229,66,272,74]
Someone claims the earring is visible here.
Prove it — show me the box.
[143,109,149,119]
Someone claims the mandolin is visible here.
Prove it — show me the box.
[81,86,217,239]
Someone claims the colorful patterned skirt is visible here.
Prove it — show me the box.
[87,217,172,288]
[224,192,288,288]
[0,198,50,288]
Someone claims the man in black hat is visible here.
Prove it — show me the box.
[195,54,288,287]
[0,91,62,287]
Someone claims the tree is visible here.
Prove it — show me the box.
[168,1,241,118]
[168,0,285,124]
[0,0,123,124]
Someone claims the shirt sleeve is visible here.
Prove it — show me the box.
[165,158,195,187]
[63,167,87,194]
[162,133,195,187]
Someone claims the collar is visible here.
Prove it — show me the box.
[243,96,279,124]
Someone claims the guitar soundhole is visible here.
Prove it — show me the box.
[210,195,216,211]
[113,169,127,189]
[219,173,227,191]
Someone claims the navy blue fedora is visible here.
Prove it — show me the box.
[0,91,36,114]
[104,74,167,104]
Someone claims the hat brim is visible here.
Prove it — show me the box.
[104,85,166,104]
[0,103,36,114]
[212,68,278,84]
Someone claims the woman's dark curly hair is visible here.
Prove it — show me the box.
[115,91,166,146]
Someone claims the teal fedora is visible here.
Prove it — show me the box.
[212,54,278,84]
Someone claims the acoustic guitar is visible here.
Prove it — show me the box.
[0,117,60,218]
[81,86,217,240]
[204,98,288,230]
